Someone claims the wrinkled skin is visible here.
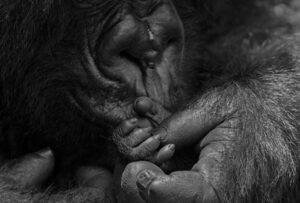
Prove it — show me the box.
[0,0,300,203]
[0,0,187,201]
[116,97,229,202]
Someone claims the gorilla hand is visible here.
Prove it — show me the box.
[123,99,236,203]
[0,148,54,190]
[113,97,175,164]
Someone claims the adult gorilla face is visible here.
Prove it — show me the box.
[71,0,184,125]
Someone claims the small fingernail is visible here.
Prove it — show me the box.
[168,144,175,152]
[153,134,160,140]
[131,118,138,124]
[152,128,167,141]
[134,97,154,115]
[36,147,53,158]
[137,170,155,189]
[134,98,142,106]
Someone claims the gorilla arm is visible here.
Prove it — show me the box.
[0,149,54,201]
[121,39,300,203]
[0,149,116,202]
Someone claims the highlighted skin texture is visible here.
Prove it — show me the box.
[0,0,299,202]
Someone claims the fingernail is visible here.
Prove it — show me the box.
[137,170,155,189]
[152,127,167,141]
[131,118,138,124]
[36,148,53,159]
[134,98,142,106]
[134,97,153,115]
[168,144,175,152]
[153,134,160,140]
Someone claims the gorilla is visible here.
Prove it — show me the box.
[0,0,299,202]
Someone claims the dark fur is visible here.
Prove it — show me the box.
[0,0,299,202]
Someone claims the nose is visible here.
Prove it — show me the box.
[100,0,184,69]
[126,0,183,68]
[125,24,162,69]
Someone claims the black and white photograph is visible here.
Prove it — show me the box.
[0,0,299,202]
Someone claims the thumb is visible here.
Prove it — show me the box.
[2,148,54,188]
[134,97,171,126]
[152,108,223,150]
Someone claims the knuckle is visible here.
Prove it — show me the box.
[143,144,155,154]
[137,147,153,159]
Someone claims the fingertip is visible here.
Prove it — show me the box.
[117,118,139,137]
[10,149,55,188]
[152,126,168,142]
[155,144,175,164]
[36,147,54,160]
[137,173,172,203]
[134,97,155,116]
[168,144,175,152]
[136,170,156,190]
[35,148,55,172]
[33,147,55,171]
[120,161,163,203]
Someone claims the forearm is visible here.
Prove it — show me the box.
[0,185,112,202]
